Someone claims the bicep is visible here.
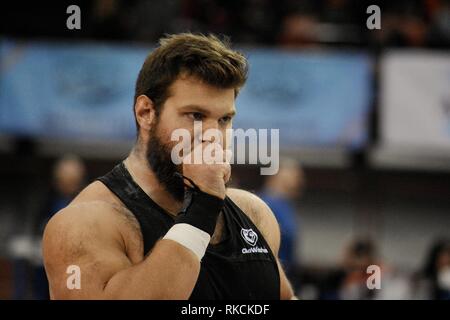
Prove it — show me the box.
[43,206,132,299]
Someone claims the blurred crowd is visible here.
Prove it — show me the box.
[258,158,450,300]
[3,0,450,48]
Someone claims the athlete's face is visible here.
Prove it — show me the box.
[141,75,236,201]
[157,74,236,153]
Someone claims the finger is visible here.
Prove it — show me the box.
[224,149,233,164]
[223,162,231,183]
[203,142,225,165]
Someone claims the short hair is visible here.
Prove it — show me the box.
[134,33,248,130]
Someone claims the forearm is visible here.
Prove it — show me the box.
[103,239,201,300]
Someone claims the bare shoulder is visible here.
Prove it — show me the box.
[70,180,140,234]
[42,181,145,298]
[43,200,125,262]
[226,188,281,253]
[46,180,138,235]
[43,181,143,265]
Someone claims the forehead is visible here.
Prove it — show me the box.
[165,75,236,112]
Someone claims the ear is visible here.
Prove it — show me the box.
[134,95,156,130]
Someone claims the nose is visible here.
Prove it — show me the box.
[201,118,219,132]
[201,119,225,146]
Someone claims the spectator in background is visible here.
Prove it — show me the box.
[86,0,133,41]
[321,238,411,300]
[320,238,378,300]
[413,238,450,300]
[35,155,87,234]
[278,12,319,48]
[32,155,87,299]
[427,0,450,48]
[259,158,304,276]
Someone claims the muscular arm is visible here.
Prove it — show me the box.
[43,201,200,300]
[227,189,296,300]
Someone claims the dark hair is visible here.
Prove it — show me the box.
[420,238,450,299]
[422,238,450,278]
[349,238,376,259]
[133,33,248,130]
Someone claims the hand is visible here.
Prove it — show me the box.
[182,141,231,199]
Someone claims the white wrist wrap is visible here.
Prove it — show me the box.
[163,223,211,261]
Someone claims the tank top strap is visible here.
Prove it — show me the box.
[97,162,174,253]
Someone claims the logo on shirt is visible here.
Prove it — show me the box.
[241,228,258,246]
[240,228,269,255]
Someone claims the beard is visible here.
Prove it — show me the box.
[145,122,185,202]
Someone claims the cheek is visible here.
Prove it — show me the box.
[156,112,179,140]
[151,121,174,149]
[157,121,192,154]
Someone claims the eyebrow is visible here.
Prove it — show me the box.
[179,104,236,117]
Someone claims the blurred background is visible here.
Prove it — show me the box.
[0,0,449,300]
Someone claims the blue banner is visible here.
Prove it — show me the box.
[235,49,372,149]
[0,40,372,149]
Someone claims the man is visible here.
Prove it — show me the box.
[43,33,295,300]
[260,158,304,274]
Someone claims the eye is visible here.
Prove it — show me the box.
[188,112,205,121]
[219,116,232,125]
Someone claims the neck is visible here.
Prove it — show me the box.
[123,144,184,216]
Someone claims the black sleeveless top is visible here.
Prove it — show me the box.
[97,163,280,300]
